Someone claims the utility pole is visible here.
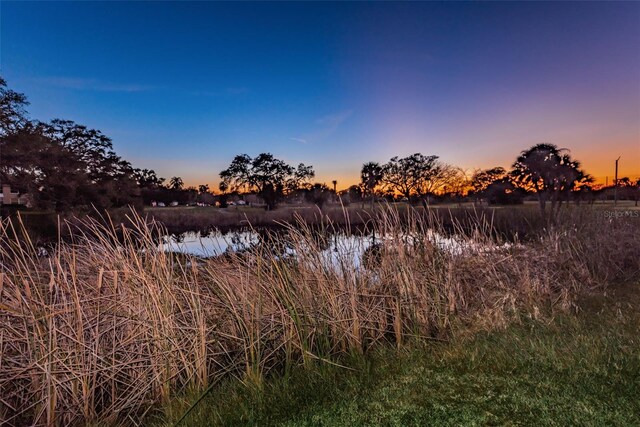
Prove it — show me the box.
[332,180,338,204]
[614,156,621,207]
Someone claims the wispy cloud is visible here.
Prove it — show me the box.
[315,109,353,128]
[36,76,154,92]
[289,109,354,146]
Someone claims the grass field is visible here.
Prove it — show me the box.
[155,283,640,426]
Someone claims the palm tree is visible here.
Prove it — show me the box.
[169,176,184,191]
[511,143,591,222]
[217,181,229,208]
[360,162,384,208]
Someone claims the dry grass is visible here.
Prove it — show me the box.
[0,207,638,426]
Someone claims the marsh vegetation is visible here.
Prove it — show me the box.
[0,206,638,425]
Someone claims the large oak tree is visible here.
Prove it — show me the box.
[220,153,314,209]
[0,77,140,211]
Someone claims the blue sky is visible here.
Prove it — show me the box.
[2,1,639,187]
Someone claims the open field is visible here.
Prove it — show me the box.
[0,206,638,425]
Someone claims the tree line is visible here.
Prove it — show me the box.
[2,78,137,211]
[352,146,596,222]
[216,144,638,222]
[0,77,212,211]
[1,77,638,220]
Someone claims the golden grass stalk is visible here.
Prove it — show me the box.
[0,206,637,425]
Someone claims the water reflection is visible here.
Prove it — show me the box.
[161,229,261,257]
[160,228,494,270]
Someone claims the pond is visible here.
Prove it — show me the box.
[161,229,378,267]
[159,228,498,268]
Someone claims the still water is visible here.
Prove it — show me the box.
[160,228,486,267]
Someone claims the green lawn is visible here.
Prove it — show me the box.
[153,284,640,427]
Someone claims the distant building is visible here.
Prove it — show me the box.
[0,184,31,206]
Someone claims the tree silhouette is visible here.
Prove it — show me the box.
[220,153,314,210]
[304,183,332,209]
[511,143,591,221]
[470,167,508,204]
[217,181,229,208]
[133,168,166,205]
[134,168,165,188]
[1,117,140,210]
[1,77,144,210]
[288,163,315,192]
[169,176,184,191]
[380,153,450,203]
[360,162,384,207]
[343,185,363,205]
[618,177,640,206]
[43,119,140,207]
[0,77,29,135]
[437,166,469,201]
[471,167,507,193]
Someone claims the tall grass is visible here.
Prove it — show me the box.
[0,207,638,425]
[157,284,640,426]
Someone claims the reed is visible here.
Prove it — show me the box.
[0,206,637,425]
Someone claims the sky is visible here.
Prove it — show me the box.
[1,1,639,189]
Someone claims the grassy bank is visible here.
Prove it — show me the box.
[146,201,639,241]
[157,284,640,426]
[0,207,638,425]
[8,200,639,244]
